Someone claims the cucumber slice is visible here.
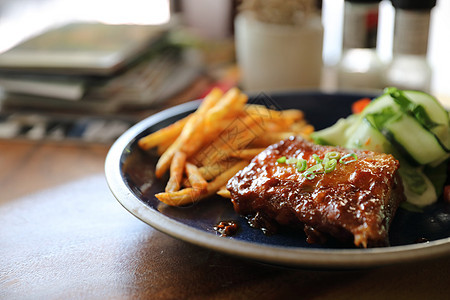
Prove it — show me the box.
[345,117,393,153]
[399,166,437,207]
[424,161,448,196]
[381,88,450,150]
[364,95,449,166]
[361,94,397,116]
[311,114,357,146]
[387,88,439,129]
[382,113,448,165]
[402,90,450,150]
[312,88,448,207]
[345,116,439,205]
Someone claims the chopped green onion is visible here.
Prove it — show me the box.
[325,151,340,160]
[307,163,324,172]
[324,158,337,173]
[286,157,298,164]
[312,154,322,164]
[280,151,357,179]
[302,164,323,179]
[303,171,316,180]
[296,159,307,172]
[277,156,286,163]
[339,153,358,164]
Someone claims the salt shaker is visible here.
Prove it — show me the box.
[384,0,436,92]
[337,0,384,90]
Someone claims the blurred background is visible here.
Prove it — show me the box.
[0,0,448,144]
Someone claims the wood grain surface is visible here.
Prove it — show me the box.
[1,139,449,300]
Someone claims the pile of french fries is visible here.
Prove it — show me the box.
[138,87,313,206]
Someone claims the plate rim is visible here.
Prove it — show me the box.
[105,91,450,269]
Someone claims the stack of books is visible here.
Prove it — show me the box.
[0,22,202,115]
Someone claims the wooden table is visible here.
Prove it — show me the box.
[1,139,449,299]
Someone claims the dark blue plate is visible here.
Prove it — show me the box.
[105,91,450,269]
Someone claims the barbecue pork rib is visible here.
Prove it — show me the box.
[227,136,405,248]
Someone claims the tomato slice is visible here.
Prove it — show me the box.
[352,98,372,114]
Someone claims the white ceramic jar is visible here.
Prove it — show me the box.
[235,11,324,92]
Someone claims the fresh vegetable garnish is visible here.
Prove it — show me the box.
[302,164,324,180]
[277,156,287,163]
[277,152,358,179]
[325,151,340,160]
[312,154,322,164]
[386,87,439,130]
[296,159,307,172]
[324,158,337,173]
[311,88,450,207]
[339,153,358,165]
[286,157,298,164]
[352,97,372,114]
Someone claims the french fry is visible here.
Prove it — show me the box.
[138,116,189,151]
[281,109,304,121]
[181,177,192,188]
[178,87,224,146]
[245,105,304,129]
[180,127,207,157]
[216,186,231,198]
[181,95,248,157]
[165,151,187,192]
[246,105,303,120]
[197,87,225,113]
[205,88,247,128]
[230,148,266,160]
[155,188,204,206]
[190,114,265,166]
[154,88,223,177]
[185,162,208,191]
[154,88,224,177]
[243,108,292,134]
[181,115,240,160]
[142,87,315,205]
[155,138,182,178]
[155,160,248,206]
[290,120,307,132]
[300,124,314,135]
[205,160,248,194]
[157,137,176,155]
[250,132,296,148]
[198,159,239,180]
[190,130,253,167]
[245,104,279,118]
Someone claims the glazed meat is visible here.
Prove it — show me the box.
[227,136,405,248]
